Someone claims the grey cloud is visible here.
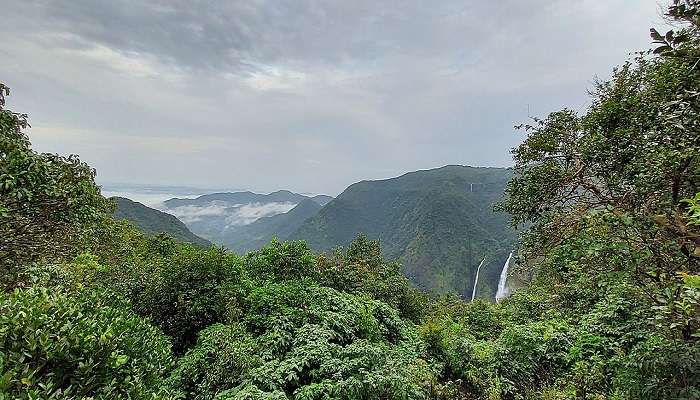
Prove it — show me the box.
[0,0,669,195]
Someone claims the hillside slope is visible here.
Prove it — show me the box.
[292,165,517,299]
[111,197,212,247]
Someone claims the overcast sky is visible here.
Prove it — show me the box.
[1,1,668,195]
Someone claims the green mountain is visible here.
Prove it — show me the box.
[291,165,517,299]
[111,197,212,247]
[223,199,323,253]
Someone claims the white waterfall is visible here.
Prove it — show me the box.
[471,256,486,302]
[495,252,513,302]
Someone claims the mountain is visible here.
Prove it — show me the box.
[224,199,323,253]
[111,197,212,247]
[163,190,310,208]
[160,190,333,245]
[291,165,517,299]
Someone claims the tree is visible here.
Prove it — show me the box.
[495,2,700,397]
[0,83,109,288]
[498,0,700,333]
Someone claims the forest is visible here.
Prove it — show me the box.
[1,1,699,399]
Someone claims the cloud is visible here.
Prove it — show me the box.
[0,0,670,195]
[166,201,296,226]
[225,202,297,227]
[167,204,233,224]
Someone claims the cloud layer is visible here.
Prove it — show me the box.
[0,0,667,195]
[168,201,296,226]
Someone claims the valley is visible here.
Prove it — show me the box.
[112,165,518,301]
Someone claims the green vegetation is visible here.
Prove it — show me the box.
[112,196,212,247]
[0,287,174,399]
[1,2,699,398]
[0,83,109,288]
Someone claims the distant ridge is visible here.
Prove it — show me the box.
[164,190,311,208]
[310,194,334,206]
[160,190,334,246]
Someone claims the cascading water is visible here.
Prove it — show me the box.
[471,256,486,302]
[495,251,513,302]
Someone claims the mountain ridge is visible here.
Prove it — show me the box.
[164,190,332,208]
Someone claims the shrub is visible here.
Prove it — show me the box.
[244,240,315,282]
[314,235,429,322]
[0,286,173,399]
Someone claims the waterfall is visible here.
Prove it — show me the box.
[471,256,486,302]
[495,252,513,302]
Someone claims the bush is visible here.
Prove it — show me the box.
[244,239,315,282]
[168,324,260,400]
[421,307,573,399]
[104,244,243,353]
[0,286,173,399]
[170,281,436,399]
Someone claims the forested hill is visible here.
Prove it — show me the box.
[111,196,212,247]
[292,165,517,299]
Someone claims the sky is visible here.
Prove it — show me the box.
[0,1,669,195]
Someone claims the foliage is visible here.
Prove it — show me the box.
[314,234,429,322]
[167,323,260,400]
[244,239,316,283]
[102,243,243,353]
[171,281,436,399]
[0,286,173,399]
